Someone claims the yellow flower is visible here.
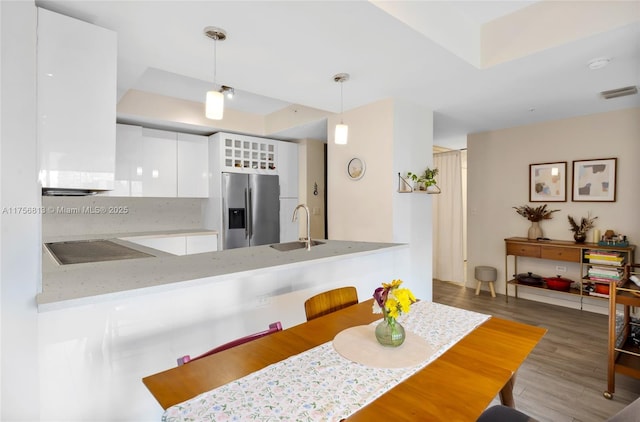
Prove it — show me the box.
[394,288,414,313]
[382,279,403,289]
[385,297,400,319]
[373,279,416,321]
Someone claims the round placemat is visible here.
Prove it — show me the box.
[332,325,433,368]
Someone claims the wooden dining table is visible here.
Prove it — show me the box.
[143,299,546,420]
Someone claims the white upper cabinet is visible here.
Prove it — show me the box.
[277,141,299,198]
[177,133,209,198]
[110,124,142,196]
[37,8,117,191]
[139,129,177,197]
[112,124,209,198]
[212,133,278,174]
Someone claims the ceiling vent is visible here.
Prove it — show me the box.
[600,85,638,100]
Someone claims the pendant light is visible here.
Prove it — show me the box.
[333,73,350,145]
[204,27,227,120]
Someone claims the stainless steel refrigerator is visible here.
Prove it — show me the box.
[222,172,280,249]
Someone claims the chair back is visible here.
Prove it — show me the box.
[304,286,358,321]
[177,321,282,366]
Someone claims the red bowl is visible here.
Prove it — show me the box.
[595,283,610,294]
[545,276,573,292]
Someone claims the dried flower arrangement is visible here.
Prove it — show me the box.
[567,214,597,235]
[513,204,560,222]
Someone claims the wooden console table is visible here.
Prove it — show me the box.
[505,237,635,309]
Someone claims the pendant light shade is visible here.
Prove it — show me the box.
[334,124,348,145]
[333,73,350,145]
[206,90,224,120]
[204,26,227,121]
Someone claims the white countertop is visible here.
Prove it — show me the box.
[38,237,406,311]
[43,228,218,243]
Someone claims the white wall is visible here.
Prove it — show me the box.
[468,108,640,311]
[1,1,40,419]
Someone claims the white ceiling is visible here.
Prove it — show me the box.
[36,1,640,148]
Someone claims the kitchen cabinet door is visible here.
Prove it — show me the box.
[140,129,177,197]
[277,141,299,198]
[108,124,143,196]
[177,133,209,198]
[37,8,117,191]
[125,236,186,256]
[280,198,300,242]
[186,234,218,254]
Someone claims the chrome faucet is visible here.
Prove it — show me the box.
[292,204,311,251]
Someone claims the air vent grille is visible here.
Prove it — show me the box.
[600,85,638,100]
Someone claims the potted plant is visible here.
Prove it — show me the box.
[567,214,597,243]
[513,204,560,239]
[407,167,438,191]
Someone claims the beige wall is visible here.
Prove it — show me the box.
[468,107,640,311]
[327,99,395,242]
[298,139,326,239]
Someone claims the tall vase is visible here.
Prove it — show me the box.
[528,221,542,240]
[375,313,406,347]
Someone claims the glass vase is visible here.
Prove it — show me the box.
[375,317,406,347]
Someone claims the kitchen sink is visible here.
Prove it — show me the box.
[45,239,154,265]
[269,240,325,252]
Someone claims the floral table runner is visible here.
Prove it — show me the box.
[162,301,490,422]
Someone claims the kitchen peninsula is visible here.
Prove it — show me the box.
[39,238,408,311]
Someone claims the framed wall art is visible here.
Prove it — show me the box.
[529,161,567,202]
[572,158,617,202]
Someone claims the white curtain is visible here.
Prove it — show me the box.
[433,151,465,284]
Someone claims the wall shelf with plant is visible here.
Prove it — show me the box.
[397,170,441,194]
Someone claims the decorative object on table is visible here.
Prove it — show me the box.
[598,230,629,247]
[347,157,365,180]
[513,204,560,239]
[567,213,597,243]
[529,161,567,202]
[572,158,617,202]
[515,272,544,286]
[407,167,439,192]
[372,279,416,347]
[544,275,574,292]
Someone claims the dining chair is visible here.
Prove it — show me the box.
[476,405,536,422]
[304,286,358,321]
[177,321,282,366]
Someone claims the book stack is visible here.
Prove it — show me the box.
[584,250,625,266]
[587,266,624,283]
[585,251,625,298]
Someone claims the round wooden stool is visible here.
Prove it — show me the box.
[475,266,497,298]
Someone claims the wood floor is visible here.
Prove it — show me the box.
[433,280,640,422]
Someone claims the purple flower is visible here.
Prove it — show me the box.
[373,287,388,308]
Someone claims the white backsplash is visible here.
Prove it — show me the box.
[42,196,207,238]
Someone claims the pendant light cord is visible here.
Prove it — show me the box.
[340,80,344,124]
[213,36,217,88]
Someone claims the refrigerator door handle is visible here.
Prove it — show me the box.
[245,187,252,240]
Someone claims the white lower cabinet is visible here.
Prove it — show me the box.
[121,233,218,256]
[186,234,218,254]
[126,236,186,255]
